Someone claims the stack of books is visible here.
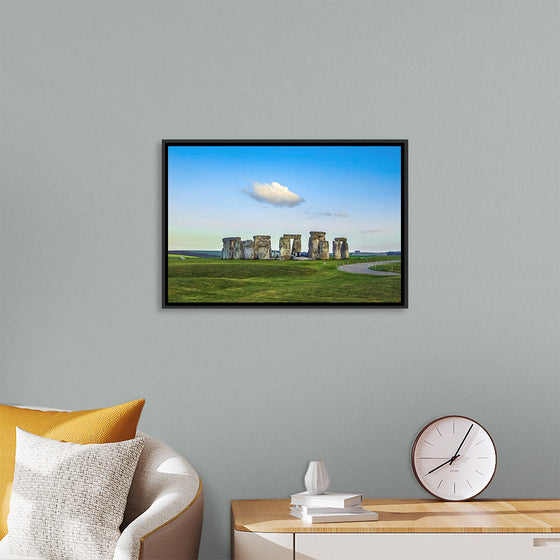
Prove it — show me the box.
[289,491,378,524]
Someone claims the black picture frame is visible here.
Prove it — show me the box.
[163,140,408,308]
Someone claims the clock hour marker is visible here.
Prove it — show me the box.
[419,457,451,460]
[475,470,485,476]
[453,421,455,434]
[478,457,489,459]
[437,479,443,489]
[466,479,472,489]
[423,440,435,446]
[453,483,456,494]
[435,427,443,438]
[474,440,484,446]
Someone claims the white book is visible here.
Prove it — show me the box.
[290,491,363,508]
[290,506,378,524]
[292,504,365,514]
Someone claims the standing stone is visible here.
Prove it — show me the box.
[332,240,342,260]
[333,237,347,260]
[243,239,255,260]
[222,237,241,259]
[233,239,244,259]
[253,235,271,259]
[308,232,326,259]
[309,236,319,259]
[280,234,302,258]
[319,239,329,260]
[279,236,292,260]
[292,235,302,254]
[341,240,349,259]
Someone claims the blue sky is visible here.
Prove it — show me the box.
[167,145,402,252]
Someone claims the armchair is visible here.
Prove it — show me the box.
[117,432,203,560]
[0,431,203,560]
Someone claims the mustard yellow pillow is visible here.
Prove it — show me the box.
[0,398,145,538]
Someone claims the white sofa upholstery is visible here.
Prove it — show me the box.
[0,431,203,560]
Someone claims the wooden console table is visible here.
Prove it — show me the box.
[231,498,560,559]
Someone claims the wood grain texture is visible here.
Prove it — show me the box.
[231,499,560,534]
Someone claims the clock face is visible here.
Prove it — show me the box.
[412,416,497,501]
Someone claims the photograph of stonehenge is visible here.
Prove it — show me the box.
[164,141,406,306]
[221,232,349,261]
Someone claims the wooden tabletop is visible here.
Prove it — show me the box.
[231,499,560,533]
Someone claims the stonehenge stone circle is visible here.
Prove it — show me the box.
[222,232,348,260]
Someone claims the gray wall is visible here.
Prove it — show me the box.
[1,1,558,558]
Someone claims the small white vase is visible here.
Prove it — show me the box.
[304,460,330,495]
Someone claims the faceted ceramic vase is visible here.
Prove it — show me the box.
[304,460,330,495]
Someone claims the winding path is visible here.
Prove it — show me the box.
[338,260,401,276]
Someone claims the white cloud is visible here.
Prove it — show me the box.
[306,210,349,218]
[361,228,383,233]
[244,181,304,207]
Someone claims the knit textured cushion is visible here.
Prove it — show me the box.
[0,399,144,538]
[3,428,144,560]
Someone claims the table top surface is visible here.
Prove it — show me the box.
[231,499,560,533]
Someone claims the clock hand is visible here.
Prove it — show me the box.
[449,424,473,464]
[426,455,460,475]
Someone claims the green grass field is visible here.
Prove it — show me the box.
[368,262,402,273]
[167,255,402,304]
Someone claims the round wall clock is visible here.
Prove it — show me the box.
[411,415,497,501]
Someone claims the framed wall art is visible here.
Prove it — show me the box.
[163,140,407,307]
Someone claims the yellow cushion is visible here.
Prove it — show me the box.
[0,398,145,538]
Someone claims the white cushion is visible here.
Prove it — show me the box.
[0,536,46,559]
[2,428,144,560]
[0,555,44,560]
